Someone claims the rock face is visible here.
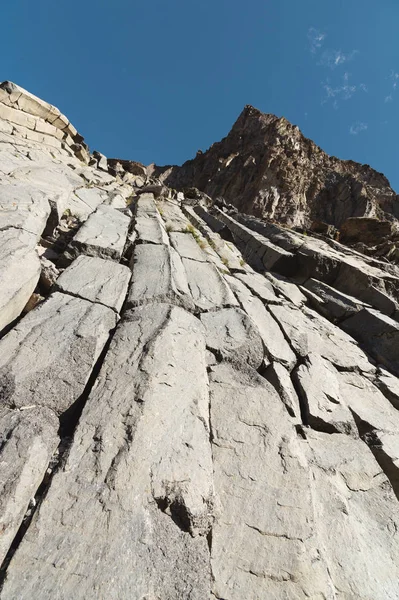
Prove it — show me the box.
[153,104,399,233]
[1,82,399,600]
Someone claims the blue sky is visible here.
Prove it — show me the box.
[2,0,399,190]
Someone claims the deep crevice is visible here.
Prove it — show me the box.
[0,326,117,588]
[154,496,192,534]
[350,410,399,502]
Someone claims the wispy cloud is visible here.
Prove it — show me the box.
[390,71,399,89]
[385,94,393,103]
[349,122,368,135]
[322,73,368,107]
[318,49,359,69]
[308,27,326,53]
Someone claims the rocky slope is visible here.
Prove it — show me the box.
[153,105,399,234]
[0,83,399,599]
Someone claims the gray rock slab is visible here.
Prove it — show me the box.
[265,272,307,306]
[264,361,301,417]
[54,255,131,313]
[226,275,296,369]
[234,272,280,304]
[127,243,194,310]
[339,370,399,436]
[270,303,375,373]
[293,353,356,433]
[65,204,130,261]
[69,186,108,219]
[135,211,169,245]
[182,258,238,312]
[209,362,334,599]
[0,292,117,415]
[377,369,399,410]
[193,205,226,233]
[134,195,169,245]
[305,430,399,600]
[0,229,40,334]
[1,304,212,599]
[200,308,264,369]
[0,182,50,237]
[170,231,207,262]
[302,277,370,321]
[182,206,247,271]
[157,199,192,232]
[0,406,59,564]
[342,308,399,376]
[334,259,399,316]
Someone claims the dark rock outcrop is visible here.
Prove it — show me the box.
[153,105,399,233]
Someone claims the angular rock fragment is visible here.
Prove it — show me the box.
[302,277,368,321]
[234,271,280,304]
[200,307,264,368]
[226,275,296,369]
[54,255,131,313]
[265,271,306,306]
[0,292,117,415]
[264,361,301,417]
[342,308,399,375]
[0,406,59,565]
[0,229,40,334]
[0,183,50,237]
[170,231,207,262]
[127,243,194,310]
[64,204,130,262]
[270,302,375,373]
[377,369,399,410]
[182,258,238,312]
[1,304,212,599]
[135,195,169,245]
[292,353,355,433]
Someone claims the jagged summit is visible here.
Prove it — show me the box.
[154,102,398,233]
[0,82,399,599]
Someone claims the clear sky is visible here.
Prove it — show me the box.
[2,1,399,190]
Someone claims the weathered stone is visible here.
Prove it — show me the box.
[127,243,194,310]
[305,430,399,600]
[226,274,296,369]
[135,204,169,245]
[334,259,398,316]
[234,271,280,304]
[181,258,238,311]
[0,229,40,334]
[340,216,393,245]
[209,363,333,599]
[377,369,399,410]
[264,361,301,417]
[38,257,59,292]
[183,205,246,271]
[0,406,59,565]
[22,292,44,314]
[1,305,212,599]
[0,292,117,415]
[65,205,130,262]
[200,308,264,368]
[0,182,51,238]
[270,303,375,373]
[302,277,368,321]
[170,231,207,262]
[342,308,399,375]
[69,187,107,219]
[265,271,307,306]
[54,255,131,313]
[293,353,355,433]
